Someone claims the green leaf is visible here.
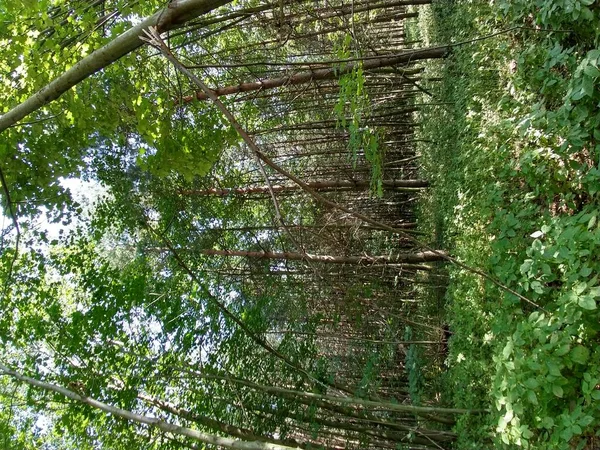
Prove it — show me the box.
[582,77,595,97]
[521,425,533,439]
[524,377,539,389]
[541,416,554,429]
[571,346,590,365]
[547,362,562,377]
[552,384,564,398]
[554,344,570,356]
[581,7,594,20]
[561,427,573,441]
[575,282,588,295]
[572,88,586,101]
[578,295,597,310]
[531,281,543,294]
[584,65,600,78]
[580,415,594,427]
[560,428,573,442]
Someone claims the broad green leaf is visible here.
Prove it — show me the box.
[578,295,597,310]
[552,384,564,398]
[571,346,590,365]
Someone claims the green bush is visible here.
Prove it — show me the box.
[418,0,600,447]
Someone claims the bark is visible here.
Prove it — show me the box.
[264,331,440,346]
[253,122,416,135]
[255,114,419,131]
[200,223,418,234]
[156,30,536,310]
[170,1,299,38]
[260,105,419,121]
[196,249,447,265]
[175,371,449,441]
[142,205,355,396]
[182,46,449,103]
[193,0,424,57]
[372,12,419,22]
[180,179,428,196]
[0,363,301,450]
[0,0,232,132]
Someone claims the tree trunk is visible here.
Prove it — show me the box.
[282,0,431,25]
[191,371,485,416]
[182,46,449,103]
[197,248,447,264]
[139,392,306,449]
[180,179,429,196]
[0,363,301,450]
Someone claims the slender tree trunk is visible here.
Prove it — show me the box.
[139,392,306,449]
[182,46,449,103]
[264,408,456,444]
[279,0,431,25]
[195,248,446,265]
[180,179,428,196]
[169,0,310,38]
[201,223,417,232]
[0,363,301,450]
[188,371,485,416]
[264,331,440,346]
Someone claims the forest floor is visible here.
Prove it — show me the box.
[410,0,600,448]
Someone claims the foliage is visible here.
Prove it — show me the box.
[0,0,238,219]
[0,1,463,448]
[417,0,600,448]
[334,35,383,196]
[404,327,424,406]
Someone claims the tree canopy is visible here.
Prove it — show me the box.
[0,1,462,449]
[5,0,598,449]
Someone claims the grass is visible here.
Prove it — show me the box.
[410,0,600,448]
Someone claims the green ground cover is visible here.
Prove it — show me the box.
[414,0,600,448]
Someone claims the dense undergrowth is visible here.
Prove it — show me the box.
[413,0,600,448]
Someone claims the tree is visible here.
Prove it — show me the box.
[0,0,232,132]
[0,0,468,448]
[0,363,302,450]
